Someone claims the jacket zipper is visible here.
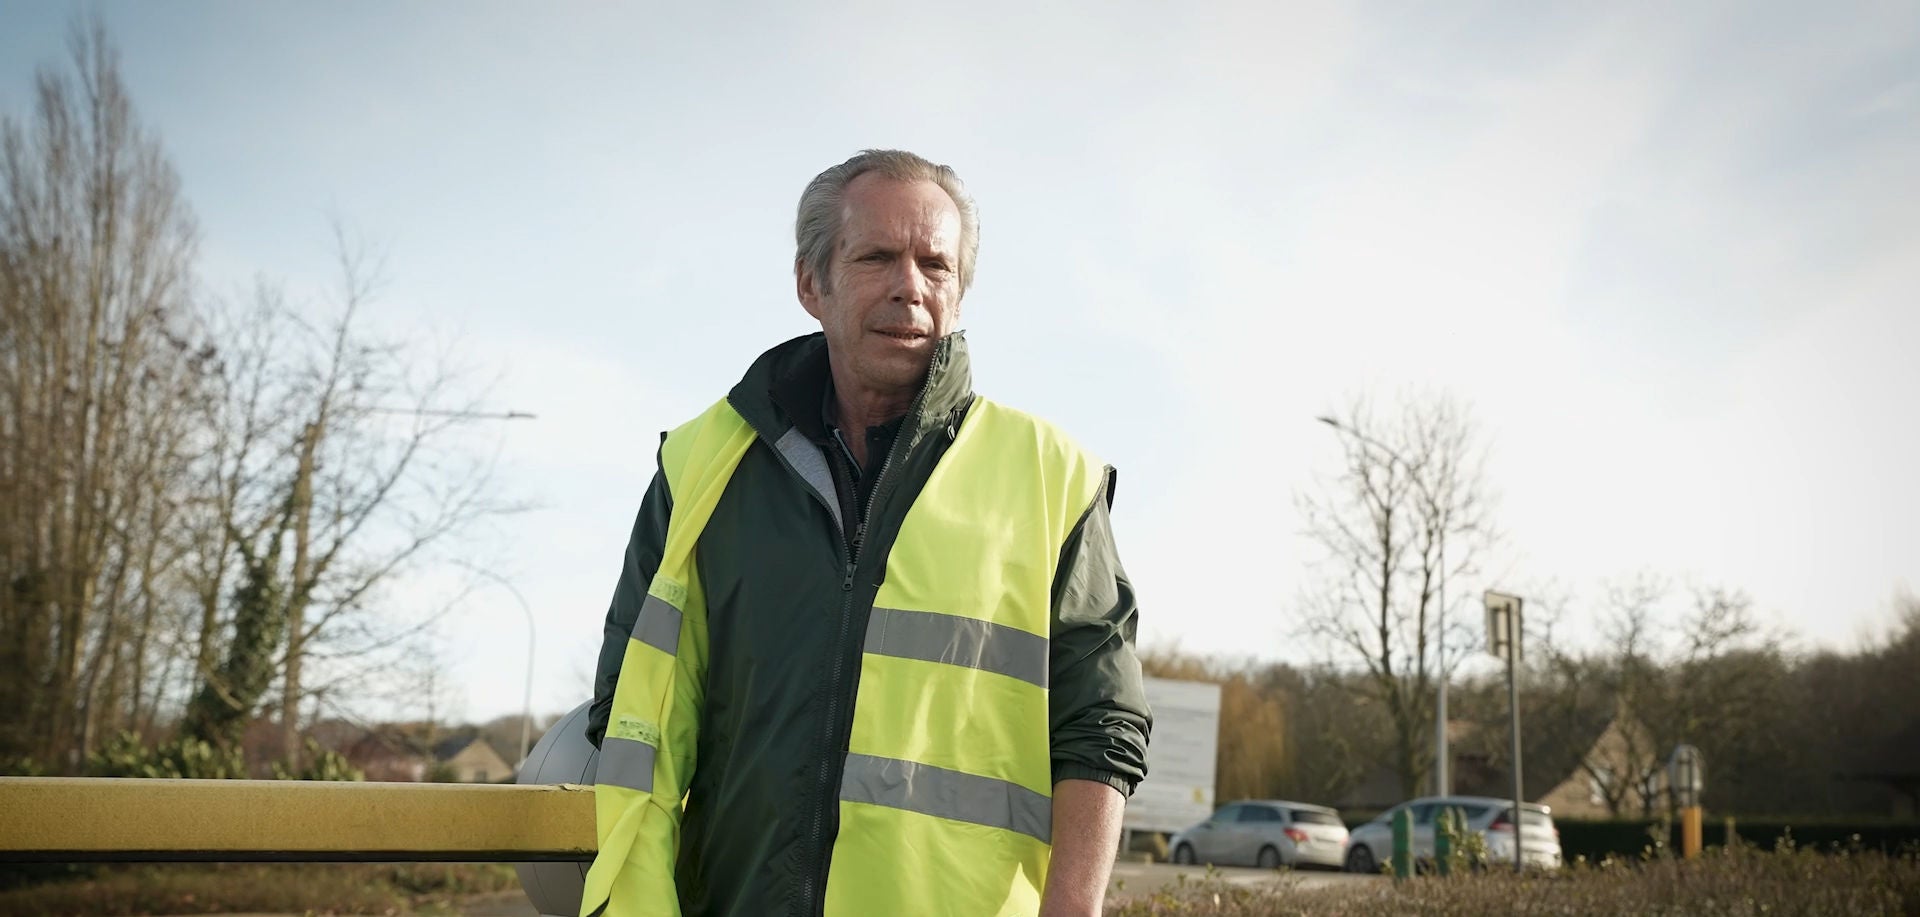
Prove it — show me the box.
[798,356,941,917]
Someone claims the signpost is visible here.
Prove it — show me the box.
[1670,744,1706,858]
[1485,590,1525,871]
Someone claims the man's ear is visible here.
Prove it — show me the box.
[796,261,823,321]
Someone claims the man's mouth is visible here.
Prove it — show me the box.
[873,329,928,342]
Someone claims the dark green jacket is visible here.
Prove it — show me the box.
[587,332,1150,917]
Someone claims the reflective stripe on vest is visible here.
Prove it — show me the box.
[864,606,1050,688]
[583,396,1102,917]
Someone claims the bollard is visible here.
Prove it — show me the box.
[1434,808,1453,877]
[1681,806,1703,859]
[1391,807,1413,881]
[1724,816,1737,849]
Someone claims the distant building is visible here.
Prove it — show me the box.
[432,734,512,784]
[331,724,512,783]
[1525,715,1663,819]
[1335,711,1663,819]
[341,726,432,782]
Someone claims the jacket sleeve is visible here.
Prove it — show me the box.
[586,459,674,749]
[1047,470,1152,795]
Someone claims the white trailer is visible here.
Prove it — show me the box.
[1124,677,1221,844]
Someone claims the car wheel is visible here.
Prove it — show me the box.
[1257,846,1283,869]
[1346,844,1377,874]
[1173,843,1196,865]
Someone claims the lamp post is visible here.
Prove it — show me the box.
[1316,415,1450,797]
[469,567,538,766]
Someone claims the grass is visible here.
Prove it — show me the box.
[7,844,1916,916]
[0,862,523,916]
[1108,844,1920,916]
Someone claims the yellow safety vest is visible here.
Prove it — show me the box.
[582,395,1104,917]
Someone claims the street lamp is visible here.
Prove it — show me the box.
[468,566,538,767]
[1315,415,1451,797]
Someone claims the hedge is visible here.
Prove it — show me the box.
[1336,813,1920,862]
[1555,817,1920,862]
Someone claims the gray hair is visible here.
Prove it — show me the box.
[795,149,980,295]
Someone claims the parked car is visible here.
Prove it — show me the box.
[1169,800,1350,869]
[1344,795,1562,873]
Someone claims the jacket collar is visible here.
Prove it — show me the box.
[729,331,975,446]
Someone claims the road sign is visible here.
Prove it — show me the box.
[1485,591,1523,662]
[1485,590,1527,871]
[1669,744,1705,808]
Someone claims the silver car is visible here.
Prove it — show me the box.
[1169,800,1351,869]
[1344,795,1563,873]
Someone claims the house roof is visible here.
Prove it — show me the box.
[1339,711,1641,810]
[344,727,430,760]
[432,734,489,761]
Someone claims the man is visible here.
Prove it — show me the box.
[583,150,1151,917]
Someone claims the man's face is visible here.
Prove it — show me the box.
[798,173,964,399]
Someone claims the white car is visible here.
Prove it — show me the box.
[1344,795,1563,872]
[1169,800,1351,870]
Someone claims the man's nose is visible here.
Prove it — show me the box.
[888,257,926,304]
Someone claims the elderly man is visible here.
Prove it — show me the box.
[582,150,1151,917]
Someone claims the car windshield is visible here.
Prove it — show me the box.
[1292,810,1343,827]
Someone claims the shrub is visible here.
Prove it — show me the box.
[270,739,364,782]
[0,755,44,777]
[84,732,364,782]
[85,731,246,779]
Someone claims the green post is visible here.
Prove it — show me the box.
[1434,807,1454,877]
[1392,807,1413,881]
[1724,816,1737,849]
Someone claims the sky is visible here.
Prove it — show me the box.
[3,1,1916,725]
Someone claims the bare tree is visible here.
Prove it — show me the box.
[0,16,202,767]
[1551,577,1792,815]
[180,235,519,761]
[1514,575,1671,817]
[1657,586,1797,809]
[169,283,286,746]
[1298,393,1496,797]
[0,18,520,774]
[1586,575,1672,815]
